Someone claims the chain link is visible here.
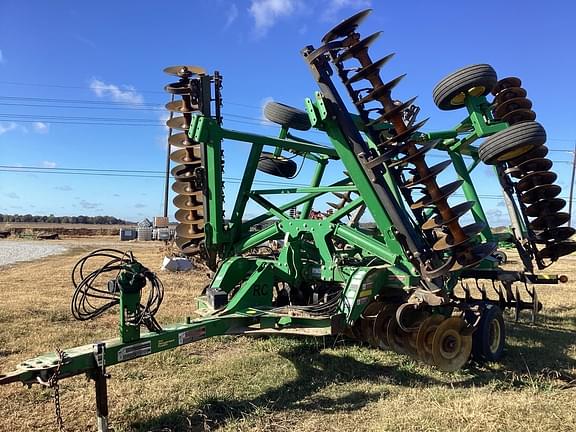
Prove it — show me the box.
[47,348,66,431]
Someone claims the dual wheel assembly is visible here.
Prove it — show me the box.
[433,64,576,263]
[355,302,505,371]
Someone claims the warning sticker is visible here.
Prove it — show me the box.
[178,327,207,345]
[117,341,152,362]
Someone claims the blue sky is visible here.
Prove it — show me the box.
[0,0,575,225]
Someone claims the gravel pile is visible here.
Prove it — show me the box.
[0,240,68,266]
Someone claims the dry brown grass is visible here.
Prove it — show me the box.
[0,239,574,431]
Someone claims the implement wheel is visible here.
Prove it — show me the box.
[433,64,497,111]
[257,151,298,178]
[478,121,546,165]
[472,304,505,362]
[264,101,311,131]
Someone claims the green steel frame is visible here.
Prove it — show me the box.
[0,68,565,431]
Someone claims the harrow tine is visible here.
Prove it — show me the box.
[514,285,521,322]
[531,287,540,324]
[462,282,471,303]
[475,279,487,302]
[495,283,507,311]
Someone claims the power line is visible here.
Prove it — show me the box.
[1,94,574,143]
[0,165,311,187]
[0,81,263,109]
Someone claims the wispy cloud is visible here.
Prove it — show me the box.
[225,3,239,28]
[249,0,299,36]
[42,161,57,168]
[134,203,147,209]
[0,122,17,135]
[79,200,101,210]
[54,185,73,191]
[89,78,144,106]
[322,0,372,22]
[0,49,4,63]
[33,121,49,134]
[5,192,20,199]
[73,34,97,49]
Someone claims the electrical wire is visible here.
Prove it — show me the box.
[71,248,164,331]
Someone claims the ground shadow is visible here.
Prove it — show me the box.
[133,319,575,431]
[132,341,439,431]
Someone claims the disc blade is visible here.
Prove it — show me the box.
[165,100,200,114]
[422,201,475,230]
[520,184,561,204]
[171,164,201,180]
[163,65,206,77]
[345,53,395,84]
[533,226,575,243]
[336,31,381,62]
[410,180,463,210]
[529,212,570,231]
[168,133,197,148]
[166,116,191,131]
[321,9,372,43]
[493,97,532,119]
[538,241,576,260]
[175,209,204,223]
[525,198,566,217]
[451,242,497,271]
[433,222,486,251]
[493,87,527,104]
[176,222,204,238]
[356,74,406,105]
[403,160,452,189]
[431,317,472,372]
[170,148,202,164]
[491,77,522,96]
[172,182,202,195]
[517,170,557,192]
[173,193,203,210]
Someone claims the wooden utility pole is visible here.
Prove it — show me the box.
[568,140,576,227]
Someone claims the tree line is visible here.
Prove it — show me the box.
[0,214,129,224]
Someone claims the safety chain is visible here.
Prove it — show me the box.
[38,348,66,431]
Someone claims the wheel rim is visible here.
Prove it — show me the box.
[450,86,486,106]
[488,318,502,354]
[439,329,462,360]
[496,144,533,161]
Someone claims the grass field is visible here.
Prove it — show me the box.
[0,238,574,431]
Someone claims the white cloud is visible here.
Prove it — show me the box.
[42,161,57,168]
[33,121,49,134]
[225,3,239,28]
[322,0,372,21]
[249,0,299,36]
[79,199,101,210]
[89,78,144,106]
[0,122,17,135]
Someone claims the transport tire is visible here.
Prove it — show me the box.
[257,151,298,178]
[264,101,311,131]
[433,64,497,111]
[478,121,546,165]
[472,304,505,362]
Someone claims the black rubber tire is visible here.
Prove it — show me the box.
[478,121,547,165]
[472,304,505,362]
[492,250,508,264]
[264,101,311,131]
[433,64,497,111]
[257,152,298,178]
